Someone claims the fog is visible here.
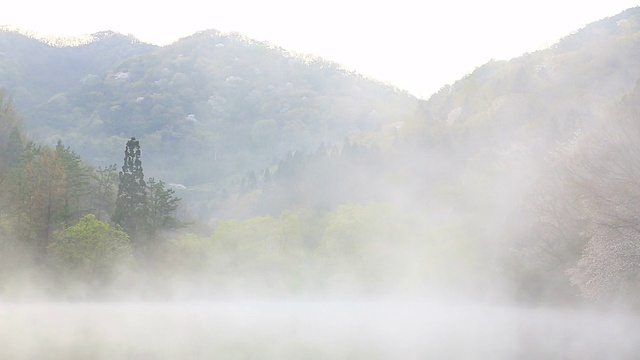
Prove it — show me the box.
[1,300,639,359]
[4,8,640,359]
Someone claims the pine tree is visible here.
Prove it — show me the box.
[113,137,146,243]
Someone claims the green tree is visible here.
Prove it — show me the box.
[113,137,147,243]
[146,177,181,235]
[0,120,24,197]
[2,126,24,168]
[89,164,119,221]
[0,127,23,198]
[0,89,22,147]
[48,214,132,286]
[55,140,92,224]
[9,145,67,255]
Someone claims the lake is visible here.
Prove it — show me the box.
[1,300,638,359]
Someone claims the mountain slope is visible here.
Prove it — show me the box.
[405,7,640,156]
[0,30,156,115]
[0,29,419,197]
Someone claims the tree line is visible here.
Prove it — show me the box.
[0,91,181,295]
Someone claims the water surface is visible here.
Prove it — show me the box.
[1,300,638,359]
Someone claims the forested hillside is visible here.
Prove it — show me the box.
[0,29,418,206]
[2,8,640,304]
[0,30,156,114]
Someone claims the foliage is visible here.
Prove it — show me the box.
[4,10,640,302]
[0,29,155,122]
[0,28,419,217]
[0,88,22,147]
[48,214,132,285]
[568,229,640,301]
[89,164,118,221]
[404,8,640,163]
[113,137,146,242]
[146,177,181,233]
[564,89,640,302]
[8,144,67,254]
[163,201,481,295]
[55,140,93,224]
[0,95,120,269]
[3,126,24,168]
[111,137,182,255]
[523,82,640,303]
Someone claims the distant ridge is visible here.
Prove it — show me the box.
[0,26,147,47]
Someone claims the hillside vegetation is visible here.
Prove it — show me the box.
[0,29,418,193]
[2,8,640,303]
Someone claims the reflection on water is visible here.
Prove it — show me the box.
[1,301,639,359]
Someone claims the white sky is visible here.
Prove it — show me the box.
[1,1,639,98]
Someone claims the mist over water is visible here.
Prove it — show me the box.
[2,300,639,359]
[4,7,640,360]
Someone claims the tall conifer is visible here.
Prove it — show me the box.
[113,137,146,242]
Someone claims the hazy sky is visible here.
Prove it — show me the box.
[1,1,639,98]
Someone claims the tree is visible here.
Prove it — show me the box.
[146,177,181,235]
[517,136,590,302]
[2,126,24,168]
[532,84,640,303]
[567,228,640,302]
[113,137,147,243]
[563,113,640,302]
[9,144,67,255]
[89,165,119,221]
[55,140,92,224]
[113,138,181,253]
[0,127,23,197]
[0,90,23,221]
[48,214,132,286]
[0,89,22,147]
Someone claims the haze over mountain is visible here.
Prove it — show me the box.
[0,28,418,199]
[1,5,640,312]
[5,6,640,359]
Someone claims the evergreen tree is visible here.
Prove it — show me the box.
[55,140,92,224]
[146,177,181,235]
[3,126,24,168]
[113,137,146,243]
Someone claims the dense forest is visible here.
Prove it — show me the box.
[2,7,640,305]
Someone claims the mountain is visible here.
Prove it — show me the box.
[391,6,640,302]
[0,30,156,115]
[3,9,640,218]
[0,29,419,200]
[4,8,640,302]
[405,7,640,156]
[229,6,640,301]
